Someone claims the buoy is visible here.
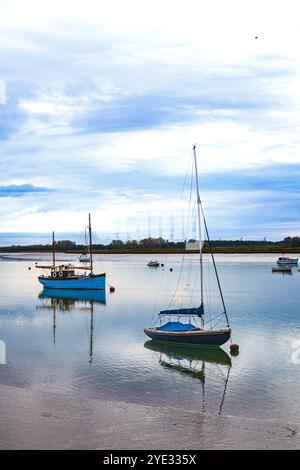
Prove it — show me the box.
[28,266,31,270]
[170,268,173,272]
[230,343,239,354]
[109,286,115,293]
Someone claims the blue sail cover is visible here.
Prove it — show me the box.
[157,321,198,332]
[159,304,204,317]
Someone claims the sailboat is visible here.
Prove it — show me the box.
[79,228,91,263]
[36,213,106,290]
[144,145,231,347]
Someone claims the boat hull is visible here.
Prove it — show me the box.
[144,327,231,347]
[277,259,298,266]
[38,274,106,290]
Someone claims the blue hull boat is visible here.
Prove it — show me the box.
[38,273,105,290]
[36,214,106,291]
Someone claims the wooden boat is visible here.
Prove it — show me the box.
[36,214,105,290]
[144,145,232,347]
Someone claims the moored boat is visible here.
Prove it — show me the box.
[277,256,298,266]
[147,260,160,267]
[36,214,105,290]
[144,145,233,348]
[144,323,231,346]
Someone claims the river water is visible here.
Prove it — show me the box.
[0,253,300,428]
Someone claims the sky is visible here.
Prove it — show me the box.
[1,0,300,242]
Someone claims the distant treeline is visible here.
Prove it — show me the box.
[0,236,300,253]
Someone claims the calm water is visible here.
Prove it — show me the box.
[0,253,300,423]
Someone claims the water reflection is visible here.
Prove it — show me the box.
[37,289,106,363]
[144,340,232,414]
[38,288,106,306]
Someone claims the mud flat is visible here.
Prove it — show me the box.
[0,384,298,450]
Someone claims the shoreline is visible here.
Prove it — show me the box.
[1,248,300,254]
[0,384,298,450]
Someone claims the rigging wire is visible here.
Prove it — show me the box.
[152,152,194,319]
[166,153,195,310]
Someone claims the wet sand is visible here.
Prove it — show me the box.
[0,384,298,450]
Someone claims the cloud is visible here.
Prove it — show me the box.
[1,0,300,237]
[0,184,50,197]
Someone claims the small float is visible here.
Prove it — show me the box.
[147,260,160,267]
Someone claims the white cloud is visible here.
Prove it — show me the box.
[1,0,300,237]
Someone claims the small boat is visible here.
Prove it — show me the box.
[36,214,105,290]
[147,260,160,267]
[277,256,298,266]
[78,228,91,263]
[144,145,232,348]
[79,254,91,263]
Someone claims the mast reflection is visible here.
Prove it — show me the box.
[144,340,232,414]
[37,289,106,363]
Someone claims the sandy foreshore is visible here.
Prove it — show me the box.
[0,384,298,450]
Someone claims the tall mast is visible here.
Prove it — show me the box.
[193,145,204,311]
[88,213,93,274]
[193,145,230,328]
[52,231,56,267]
